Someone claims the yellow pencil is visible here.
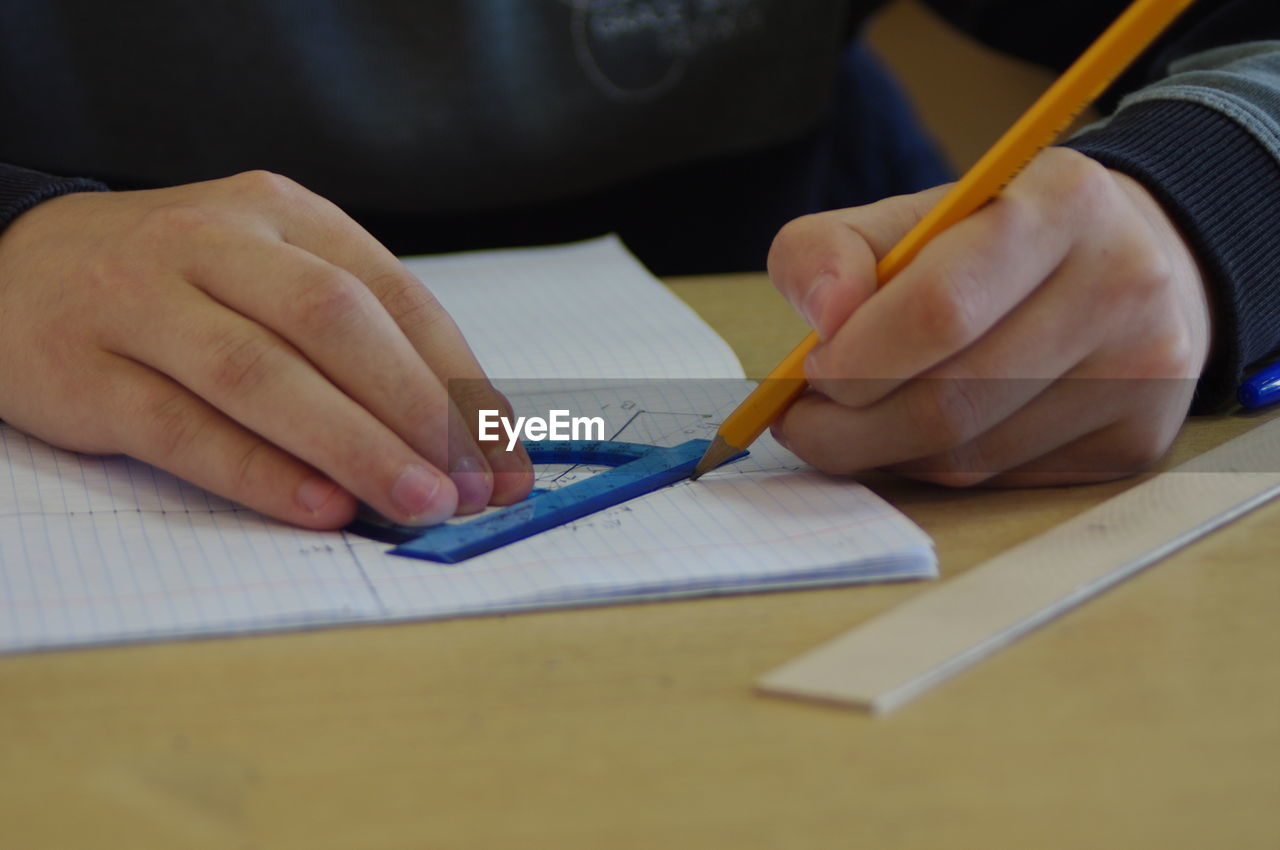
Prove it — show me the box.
[692,0,1196,479]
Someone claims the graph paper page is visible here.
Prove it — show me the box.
[404,236,745,381]
[0,237,935,652]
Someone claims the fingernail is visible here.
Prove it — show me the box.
[392,464,446,522]
[297,476,340,514]
[484,439,533,477]
[801,271,838,340]
[481,441,534,505]
[450,454,494,514]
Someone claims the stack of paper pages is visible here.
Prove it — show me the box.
[0,236,935,652]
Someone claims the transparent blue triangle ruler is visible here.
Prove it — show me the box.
[346,439,746,563]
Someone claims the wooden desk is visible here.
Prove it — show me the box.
[2,274,1277,849]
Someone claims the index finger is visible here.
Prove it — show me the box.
[805,191,1082,409]
[219,171,533,504]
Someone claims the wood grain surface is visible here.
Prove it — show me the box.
[2,272,1276,850]
[2,5,1274,846]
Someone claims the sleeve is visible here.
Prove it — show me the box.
[1065,40,1280,412]
[923,0,1280,411]
[0,163,108,235]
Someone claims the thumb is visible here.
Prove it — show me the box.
[767,183,951,341]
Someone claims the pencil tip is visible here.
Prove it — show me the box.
[690,436,741,481]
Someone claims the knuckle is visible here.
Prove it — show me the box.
[407,396,458,445]
[1131,328,1199,379]
[913,268,981,353]
[206,330,276,395]
[229,169,303,201]
[984,192,1036,249]
[767,216,811,268]
[399,387,452,433]
[1047,149,1116,213]
[767,214,839,282]
[229,440,273,496]
[452,379,506,418]
[382,279,450,337]
[904,379,984,452]
[140,388,205,462]
[1106,425,1171,473]
[291,269,367,335]
[1111,243,1175,304]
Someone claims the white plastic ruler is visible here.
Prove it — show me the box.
[758,416,1280,714]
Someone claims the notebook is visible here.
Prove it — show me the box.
[0,236,935,652]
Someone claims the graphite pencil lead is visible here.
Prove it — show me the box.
[690,435,742,481]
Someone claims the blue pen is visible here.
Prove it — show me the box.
[1238,360,1280,408]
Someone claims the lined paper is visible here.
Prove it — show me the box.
[0,237,935,652]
